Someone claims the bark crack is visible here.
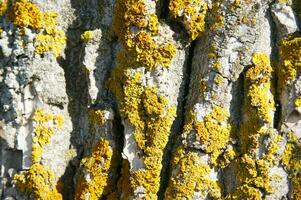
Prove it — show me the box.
[267,1,282,130]
[157,40,196,199]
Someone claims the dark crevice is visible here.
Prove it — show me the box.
[159,0,170,19]
[267,1,282,130]
[157,40,196,200]
[57,0,92,198]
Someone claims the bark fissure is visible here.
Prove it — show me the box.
[157,40,196,199]
[268,1,282,130]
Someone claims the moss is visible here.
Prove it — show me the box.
[278,34,301,88]
[169,0,207,40]
[165,146,221,199]
[81,30,94,42]
[14,163,62,200]
[75,138,114,200]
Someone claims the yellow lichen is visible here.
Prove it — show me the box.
[14,108,63,199]
[214,74,225,84]
[165,146,221,199]
[88,109,106,126]
[31,108,64,163]
[294,96,301,107]
[282,137,301,199]
[34,12,66,57]
[81,30,94,42]
[9,0,43,29]
[240,53,275,153]
[195,105,231,156]
[230,0,241,10]
[108,70,176,198]
[169,0,207,40]
[278,34,301,88]
[227,53,281,198]
[9,0,66,57]
[112,0,176,71]
[109,0,178,198]
[0,0,7,16]
[14,163,62,200]
[75,138,114,200]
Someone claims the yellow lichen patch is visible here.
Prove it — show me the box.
[228,53,281,198]
[165,146,221,199]
[31,108,64,163]
[88,109,106,127]
[169,0,207,40]
[81,30,94,42]
[291,175,301,200]
[218,146,238,168]
[14,163,62,200]
[34,12,66,57]
[109,70,176,198]
[278,34,301,88]
[110,0,178,197]
[240,53,274,153]
[230,0,241,11]
[9,0,43,29]
[148,14,159,35]
[113,0,176,71]
[9,0,66,56]
[195,105,231,156]
[294,96,301,107]
[0,0,7,16]
[75,138,114,200]
[226,140,283,200]
[282,138,301,199]
[214,74,225,84]
[282,143,301,173]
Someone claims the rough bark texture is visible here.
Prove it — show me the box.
[0,0,300,199]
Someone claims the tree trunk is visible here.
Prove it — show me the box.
[0,0,300,199]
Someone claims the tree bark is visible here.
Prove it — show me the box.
[0,0,300,199]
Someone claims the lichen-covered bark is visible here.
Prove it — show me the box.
[0,0,300,200]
